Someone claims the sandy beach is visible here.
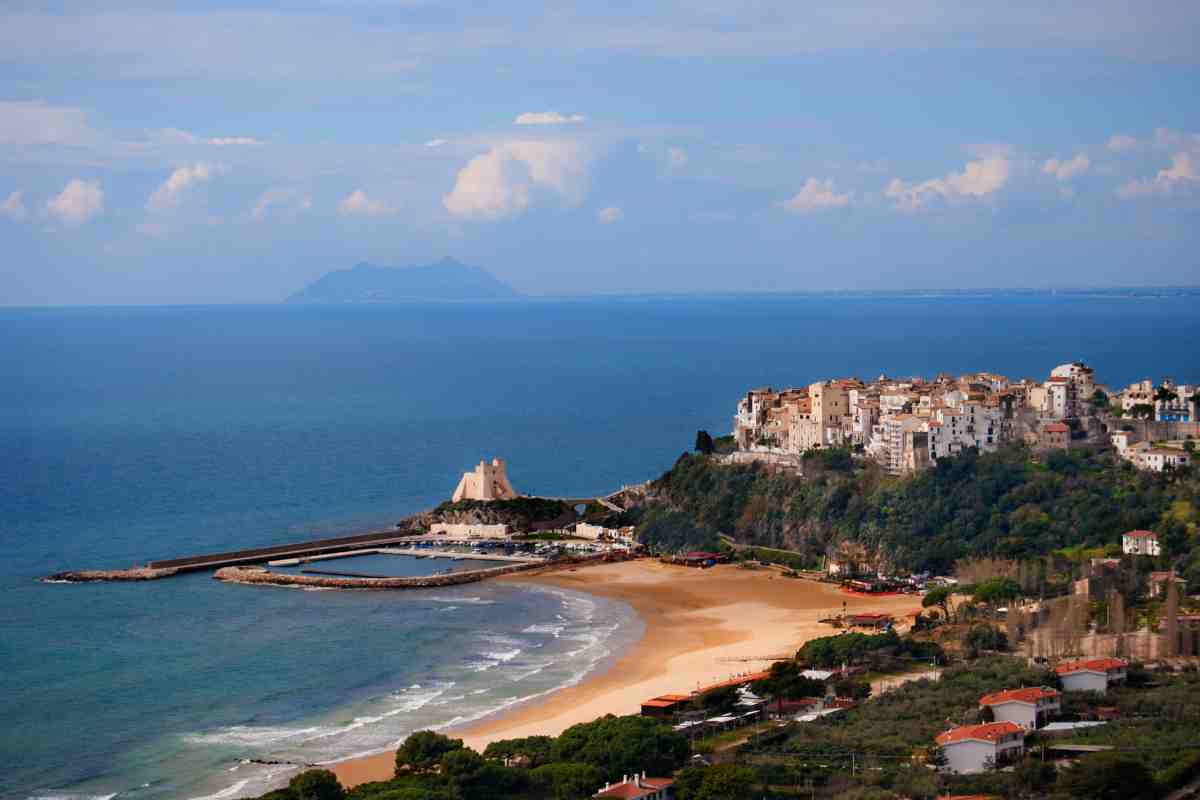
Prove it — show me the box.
[330,559,923,787]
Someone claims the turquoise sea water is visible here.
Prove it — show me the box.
[2,295,1198,799]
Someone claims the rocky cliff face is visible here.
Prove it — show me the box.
[398,498,577,534]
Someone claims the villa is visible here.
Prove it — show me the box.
[595,773,674,799]
[935,721,1026,774]
[978,687,1060,730]
[1054,658,1128,694]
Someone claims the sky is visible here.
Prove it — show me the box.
[1,1,1199,304]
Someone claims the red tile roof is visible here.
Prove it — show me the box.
[936,721,1024,746]
[1043,423,1069,433]
[978,687,1059,706]
[1054,658,1127,675]
[595,778,674,799]
[1124,529,1158,539]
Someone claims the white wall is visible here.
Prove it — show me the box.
[1060,672,1107,694]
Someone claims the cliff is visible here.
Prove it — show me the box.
[287,258,519,303]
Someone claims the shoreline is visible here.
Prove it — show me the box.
[329,559,923,788]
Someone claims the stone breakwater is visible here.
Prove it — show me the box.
[214,560,547,589]
[44,567,181,583]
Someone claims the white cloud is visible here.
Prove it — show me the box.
[668,147,688,168]
[783,178,850,213]
[1107,134,1138,152]
[1041,153,1089,181]
[337,189,395,217]
[46,179,103,224]
[885,155,1010,211]
[252,187,313,220]
[443,140,592,219]
[514,112,586,125]
[425,138,447,147]
[1,191,27,221]
[147,163,227,212]
[597,206,623,223]
[0,101,99,147]
[1118,151,1199,198]
[147,128,263,146]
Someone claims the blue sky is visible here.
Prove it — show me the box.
[1,2,1198,304]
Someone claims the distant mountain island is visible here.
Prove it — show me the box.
[286,258,519,303]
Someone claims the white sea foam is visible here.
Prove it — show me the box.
[430,596,494,604]
[522,623,565,636]
[482,648,521,662]
[185,780,249,800]
[183,725,324,748]
[28,795,118,800]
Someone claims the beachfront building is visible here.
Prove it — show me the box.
[451,458,519,502]
[1122,530,1161,557]
[640,694,691,718]
[978,687,1060,730]
[594,774,674,800]
[1054,658,1128,694]
[429,522,509,538]
[935,722,1026,774]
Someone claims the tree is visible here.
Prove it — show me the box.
[483,735,555,767]
[396,730,464,774]
[963,623,1007,658]
[1129,403,1155,420]
[972,577,1021,607]
[1010,757,1056,798]
[287,770,344,800]
[1154,385,1179,404]
[695,430,715,455]
[833,678,871,700]
[922,585,954,623]
[672,765,708,800]
[1089,389,1109,410]
[694,764,757,800]
[527,762,602,800]
[550,715,689,781]
[752,660,825,700]
[1055,752,1156,800]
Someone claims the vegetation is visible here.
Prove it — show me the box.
[635,445,1200,574]
[431,497,574,529]
[253,716,690,800]
[796,629,944,669]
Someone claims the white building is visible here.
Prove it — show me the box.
[430,522,509,538]
[978,687,1060,730]
[1122,529,1161,557]
[1054,658,1128,694]
[935,722,1026,774]
[1136,447,1191,473]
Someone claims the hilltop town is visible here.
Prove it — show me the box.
[732,362,1196,474]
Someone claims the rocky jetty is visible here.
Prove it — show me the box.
[213,562,543,589]
[44,567,180,583]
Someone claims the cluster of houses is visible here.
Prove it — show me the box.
[934,658,1128,774]
[733,362,1197,474]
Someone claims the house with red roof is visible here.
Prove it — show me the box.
[1055,658,1128,694]
[934,721,1025,774]
[978,687,1060,730]
[1122,529,1160,557]
[594,773,674,799]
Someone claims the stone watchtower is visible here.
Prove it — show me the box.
[452,458,519,502]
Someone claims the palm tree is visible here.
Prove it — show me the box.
[1153,385,1178,404]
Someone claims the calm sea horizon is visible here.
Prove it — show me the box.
[2,294,1197,799]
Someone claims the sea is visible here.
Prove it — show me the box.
[2,293,1197,799]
